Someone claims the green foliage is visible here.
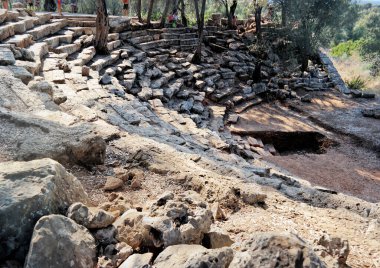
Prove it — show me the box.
[345,76,367,89]
[278,0,350,69]
[330,40,364,57]
[332,5,380,77]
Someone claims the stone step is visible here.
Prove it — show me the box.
[70,46,96,66]
[51,14,96,21]
[5,33,34,48]
[180,38,198,46]
[0,23,15,41]
[162,27,191,34]
[27,42,49,61]
[107,40,121,51]
[65,27,95,37]
[121,30,149,41]
[90,49,121,71]
[138,39,168,51]
[0,46,15,65]
[180,44,197,51]
[160,33,180,40]
[67,20,96,27]
[130,35,153,45]
[180,32,198,39]
[44,34,74,48]
[26,19,68,40]
[52,42,82,55]
[11,19,30,34]
[107,33,119,41]
[35,13,52,25]
[15,59,41,75]
[0,65,33,84]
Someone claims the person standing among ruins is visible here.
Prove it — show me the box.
[71,0,78,13]
[57,0,62,15]
[27,0,34,10]
[1,0,9,9]
[122,0,129,16]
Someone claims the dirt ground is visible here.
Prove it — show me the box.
[229,90,380,203]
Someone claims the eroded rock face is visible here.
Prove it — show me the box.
[154,244,234,268]
[230,233,327,268]
[67,202,115,229]
[24,215,97,268]
[0,159,89,262]
[317,234,350,266]
[114,191,213,250]
[0,108,106,165]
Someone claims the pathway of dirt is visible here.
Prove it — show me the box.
[229,92,380,203]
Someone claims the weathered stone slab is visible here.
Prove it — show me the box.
[0,159,89,261]
[0,46,15,65]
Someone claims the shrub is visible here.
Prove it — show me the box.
[345,76,367,89]
[331,40,363,57]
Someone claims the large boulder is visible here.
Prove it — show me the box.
[154,244,234,268]
[0,159,89,262]
[114,191,213,250]
[0,108,106,165]
[230,233,327,268]
[24,215,97,268]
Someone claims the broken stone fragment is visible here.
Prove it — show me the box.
[119,253,153,268]
[104,177,124,191]
[317,234,350,266]
[67,202,115,229]
[203,229,234,249]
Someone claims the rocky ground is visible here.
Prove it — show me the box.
[0,8,380,268]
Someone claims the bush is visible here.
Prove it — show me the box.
[345,76,367,89]
[331,40,363,57]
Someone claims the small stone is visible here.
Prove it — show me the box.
[211,202,226,221]
[203,230,234,249]
[104,177,124,191]
[301,94,312,102]
[119,253,153,268]
[100,74,112,85]
[130,178,142,190]
[82,66,90,76]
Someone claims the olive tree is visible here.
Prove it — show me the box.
[95,0,110,54]
[192,0,206,63]
[285,0,350,70]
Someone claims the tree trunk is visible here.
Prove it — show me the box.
[137,0,142,22]
[95,0,109,55]
[179,0,187,26]
[229,0,237,29]
[160,0,171,28]
[281,0,290,26]
[281,2,286,26]
[252,61,261,82]
[225,3,232,29]
[255,6,262,37]
[192,0,206,64]
[44,0,56,11]
[147,0,155,25]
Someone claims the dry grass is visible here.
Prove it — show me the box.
[328,51,380,94]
